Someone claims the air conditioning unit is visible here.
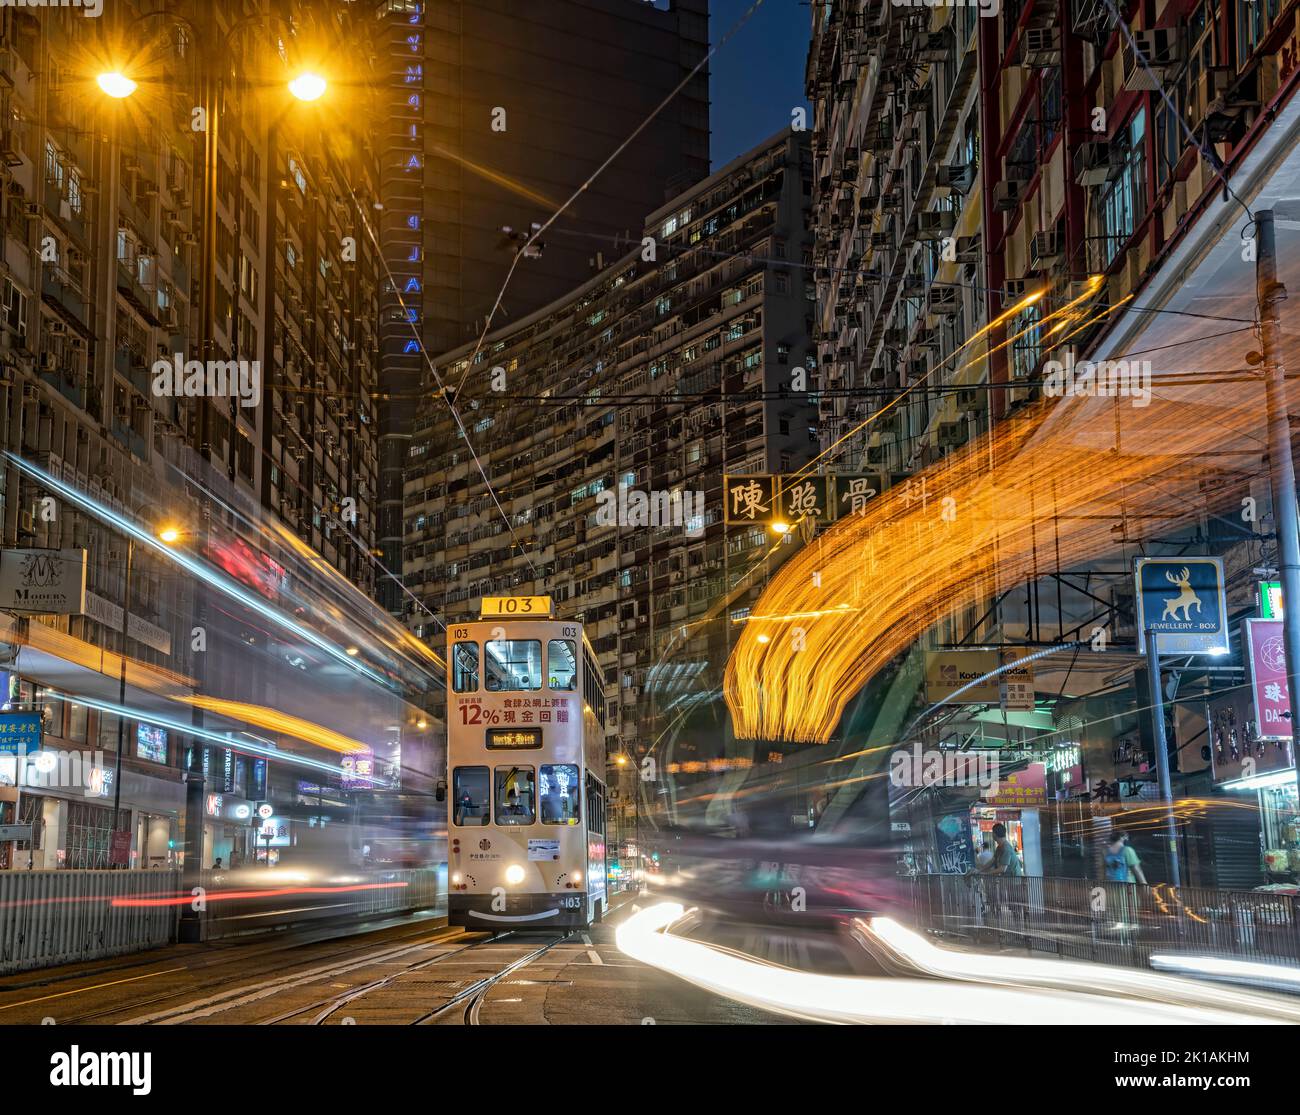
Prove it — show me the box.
[870,231,893,250]
[918,28,953,63]
[23,202,40,217]
[1187,66,1234,128]
[1031,230,1063,269]
[1004,158,1034,184]
[1123,28,1183,91]
[937,421,965,448]
[37,352,54,370]
[1004,278,1028,300]
[916,210,956,241]
[955,235,982,263]
[180,232,198,246]
[1074,141,1120,187]
[992,180,1023,211]
[927,284,959,316]
[936,163,974,193]
[1022,27,1061,67]
[0,131,21,168]
[46,320,67,336]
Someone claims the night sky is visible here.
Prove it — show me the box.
[709,0,812,169]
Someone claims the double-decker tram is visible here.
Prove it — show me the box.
[445,596,608,928]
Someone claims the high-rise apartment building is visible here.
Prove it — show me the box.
[403,131,815,785]
[0,0,388,867]
[377,0,711,611]
[804,0,1300,884]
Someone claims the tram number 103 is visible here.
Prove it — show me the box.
[560,895,583,909]
[480,596,554,617]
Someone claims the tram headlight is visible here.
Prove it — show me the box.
[452,873,461,885]
[572,871,582,884]
[505,864,525,886]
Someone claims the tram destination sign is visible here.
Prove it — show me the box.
[480,596,553,619]
[486,727,543,750]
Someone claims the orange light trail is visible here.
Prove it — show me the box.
[724,370,1265,741]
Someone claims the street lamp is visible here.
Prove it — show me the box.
[288,71,327,102]
[95,71,137,99]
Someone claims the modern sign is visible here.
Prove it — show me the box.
[1134,557,1229,654]
[1260,581,1284,619]
[0,548,86,615]
[1246,618,1293,740]
[0,825,31,842]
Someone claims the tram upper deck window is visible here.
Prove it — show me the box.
[495,766,536,825]
[540,764,581,825]
[547,639,577,690]
[452,642,479,693]
[484,639,542,692]
[452,766,490,826]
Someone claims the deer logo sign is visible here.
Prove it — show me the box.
[1161,567,1202,623]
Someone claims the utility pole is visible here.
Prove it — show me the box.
[111,537,133,864]
[1256,210,1300,772]
[1143,627,1181,887]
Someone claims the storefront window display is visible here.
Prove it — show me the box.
[1260,782,1300,879]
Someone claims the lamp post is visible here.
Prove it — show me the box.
[109,524,182,867]
[109,536,133,862]
[95,14,328,934]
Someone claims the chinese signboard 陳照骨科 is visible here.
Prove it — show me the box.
[724,473,889,526]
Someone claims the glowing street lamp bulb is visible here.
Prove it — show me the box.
[158,526,181,544]
[756,634,771,644]
[771,521,790,535]
[97,72,137,99]
[345,646,359,656]
[417,719,428,730]
[289,72,327,102]
[505,864,525,885]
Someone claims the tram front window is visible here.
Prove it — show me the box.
[484,640,542,691]
[495,766,536,825]
[547,639,577,690]
[452,766,490,826]
[452,642,479,692]
[540,764,581,825]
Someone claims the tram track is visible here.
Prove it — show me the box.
[413,931,575,1026]
[0,917,457,1025]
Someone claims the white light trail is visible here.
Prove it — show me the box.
[615,903,1288,1024]
[862,917,1300,1022]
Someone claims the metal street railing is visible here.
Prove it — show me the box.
[911,872,1300,969]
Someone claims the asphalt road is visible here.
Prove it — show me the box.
[0,899,795,1025]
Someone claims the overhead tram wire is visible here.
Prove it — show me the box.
[449,0,772,402]
[542,225,1260,327]
[342,183,542,586]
